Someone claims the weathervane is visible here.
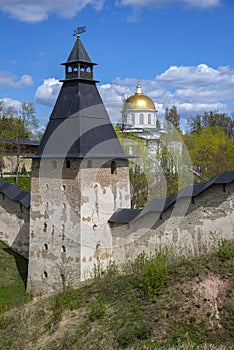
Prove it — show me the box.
[73,26,86,37]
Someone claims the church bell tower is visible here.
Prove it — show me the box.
[27,29,131,294]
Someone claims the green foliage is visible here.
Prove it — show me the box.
[216,239,234,262]
[3,176,31,190]
[183,126,234,182]
[117,321,153,347]
[89,300,106,321]
[0,241,31,311]
[165,105,180,130]
[188,111,234,138]
[140,248,171,298]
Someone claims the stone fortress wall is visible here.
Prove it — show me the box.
[0,173,233,292]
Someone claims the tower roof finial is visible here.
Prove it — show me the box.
[73,25,86,38]
[136,75,142,94]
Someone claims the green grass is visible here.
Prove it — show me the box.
[0,240,31,311]
[0,240,233,349]
[3,176,31,190]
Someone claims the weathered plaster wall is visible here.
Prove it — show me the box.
[27,158,131,294]
[27,158,82,295]
[80,159,130,280]
[0,192,29,258]
[111,183,234,262]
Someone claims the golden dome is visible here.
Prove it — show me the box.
[124,78,155,110]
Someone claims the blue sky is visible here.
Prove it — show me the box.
[1,0,234,130]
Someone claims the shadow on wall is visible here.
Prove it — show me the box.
[3,246,28,288]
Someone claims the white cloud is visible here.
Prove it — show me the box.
[97,64,234,122]
[1,97,22,110]
[0,71,33,88]
[0,0,104,23]
[118,0,220,9]
[35,78,62,106]
[0,0,220,22]
[33,64,234,125]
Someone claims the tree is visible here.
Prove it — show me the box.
[165,105,180,130]
[183,126,234,182]
[188,111,234,138]
[0,100,39,183]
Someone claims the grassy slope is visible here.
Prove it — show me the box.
[0,240,31,311]
[0,240,233,350]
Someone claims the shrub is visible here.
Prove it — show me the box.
[217,239,234,262]
[140,248,171,298]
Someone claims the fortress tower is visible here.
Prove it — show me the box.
[27,31,131,294]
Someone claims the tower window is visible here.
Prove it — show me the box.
[148,114,151,124]
[140,114,144,125]
[87,160,92,168]
[61,245,66,253]
[43,222,47,232]
[111,161,117,175]
[62,184,66,191]
[43,243,48,251]
[43,271,48,279]
[66,160,71,168]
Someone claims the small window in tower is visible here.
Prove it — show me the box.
[43,222,47,232]
[43,271,48,279]
[73,66,78,72]
[61,224,65,232]
[140,114,144,125]
[80,65,85,72]
[111,160,117,175]
[66,160,71,168]
[148,114,151,124]
[52,160,57,169]
[86,66,91,73]
[61,245,66,253]
[62,184,66,191]
[68,66,72,73]
[43,243,48,251]
[87,160,92,168]
[52,225,54,235]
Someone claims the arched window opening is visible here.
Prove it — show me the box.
[80,65,85,72]
[43,222,47,232]
[73,66,78,72]
[140,114,144,125]
[43,243,48,251]
[61,245,66,253]
[148,114,151,124]
[43,271,48,279]
[62,184,66,191]
[86,66,91,73]
[66,160,71,168]
[68,66,72,73]
[131,113,135,125]
[111,161,117,175]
